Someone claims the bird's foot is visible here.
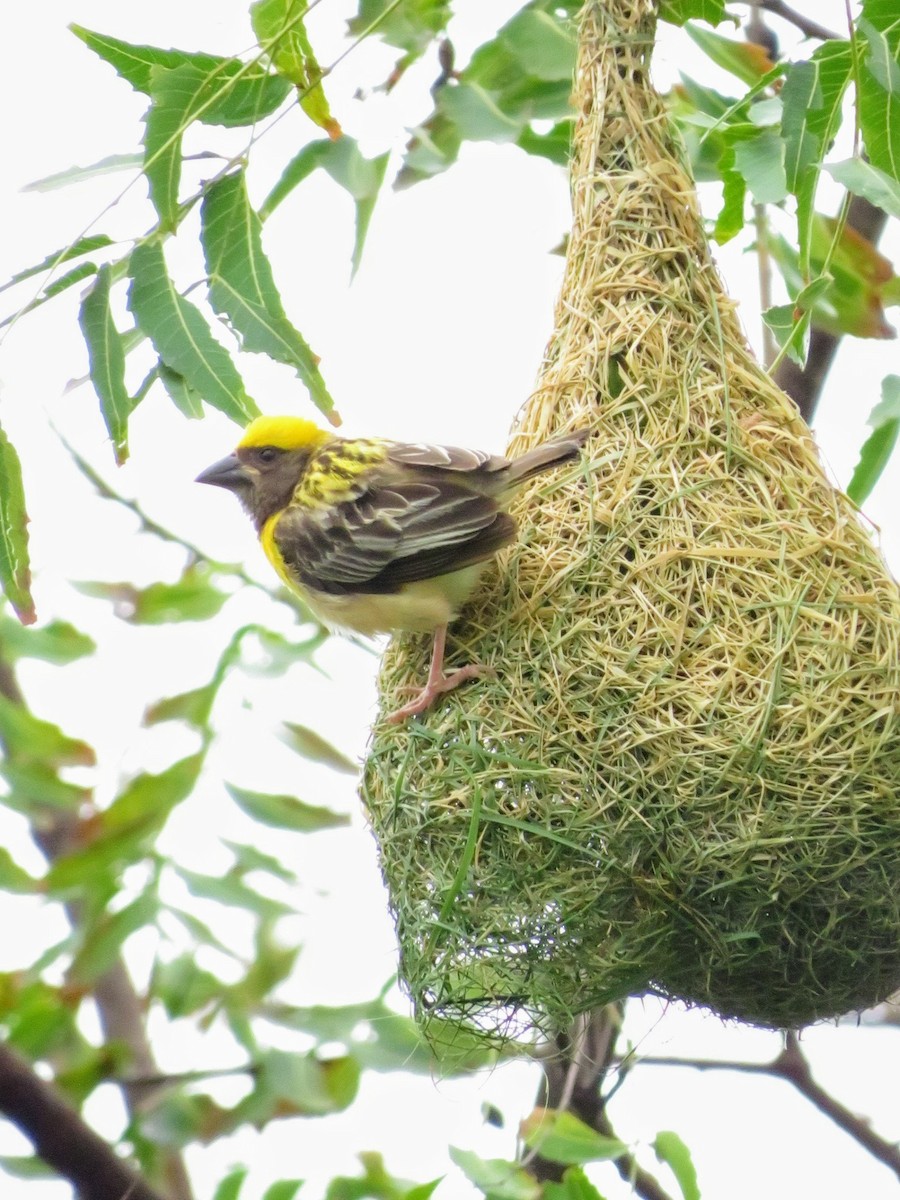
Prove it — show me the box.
[385,663,496,723]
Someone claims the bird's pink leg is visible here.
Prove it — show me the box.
[385,624,495,723]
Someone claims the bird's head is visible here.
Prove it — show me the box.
[196,416,330,528]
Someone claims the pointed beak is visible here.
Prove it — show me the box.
[196,452,248,491]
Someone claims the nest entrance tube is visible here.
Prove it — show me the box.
[363,0,900,1037]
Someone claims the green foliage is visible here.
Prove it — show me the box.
[0,422,34,625]
[848,374,900,504]
[0,4,897,1199]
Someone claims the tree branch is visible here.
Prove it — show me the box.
[620,1032,900,1181]
[0,653,193,1200]
[528,1007,675,1200]
[0,1040,166,1200]
[753,0,840,41]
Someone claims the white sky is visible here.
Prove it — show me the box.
[0,3,898,1200]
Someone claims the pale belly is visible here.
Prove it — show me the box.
[304,564,488,637]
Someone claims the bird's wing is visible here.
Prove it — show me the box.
[386,441,510,475]
[273,480,516,595]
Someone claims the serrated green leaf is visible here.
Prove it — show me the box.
[0,236,115,295]
[252,0,340,136]
[0,616,94,664]
[0,422,35,625]
[859,6,900,182]
[519,1109,626,1166]
[653,1132,700,1200]
[128,239,257,423]
[781,43,853,276]
[686,23,775,84]
[24,154,143,193]
[79,264,133,464]
[659,0,725,25]
[827,156,900,219]
[143,63,212,228]
[848,375,900,503]
[260,138,389,276]
[71,25,228,93]
[280,722,357,774]
[713,147,746,244]
[448,1148,540,1200]
[69,890,159,984]
[201,170,336,420]
[225,782,349,832]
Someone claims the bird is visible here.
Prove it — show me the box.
[197,416,589,722]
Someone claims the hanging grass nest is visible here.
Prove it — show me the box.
[362,0,900,1035]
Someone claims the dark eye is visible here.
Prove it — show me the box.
[257,446,280,464]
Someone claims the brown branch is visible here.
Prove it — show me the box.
[0,1040,165,1200]
[620,1033,900,1182]
[754,0,840,41]
[528,1007,675,1200]
[0,652,193,1200]
[775,195,890,424]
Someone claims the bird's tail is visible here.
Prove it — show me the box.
[505,428,590,487]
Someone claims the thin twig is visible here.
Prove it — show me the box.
[754,0,840,41]
[619,1033,900,1181]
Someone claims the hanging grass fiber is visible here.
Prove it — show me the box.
[363,0,900,1037]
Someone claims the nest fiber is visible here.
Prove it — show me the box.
[363,0,900,1034]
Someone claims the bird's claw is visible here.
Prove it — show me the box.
[385,663,496,723]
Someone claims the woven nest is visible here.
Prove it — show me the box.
[362,0,900,1036]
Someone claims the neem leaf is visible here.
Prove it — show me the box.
[448,1148,540,1200]
[260,138,389,276]
[654,1132,700,1200]
[225,783,349,832]
[847,375,900,504]
[280,722,358,774]
[0,236,115,295]
[128,239,257,424]
[827,157,900,219]
[519,1109,626,1166]
[0,423,35,625]
[71,25,228,94]
[858,4,900,182]
[500,9,576,83]
[781,42,853,276]
[251,0,341,138]
[200,170,337,422]
[79,264,133,464]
